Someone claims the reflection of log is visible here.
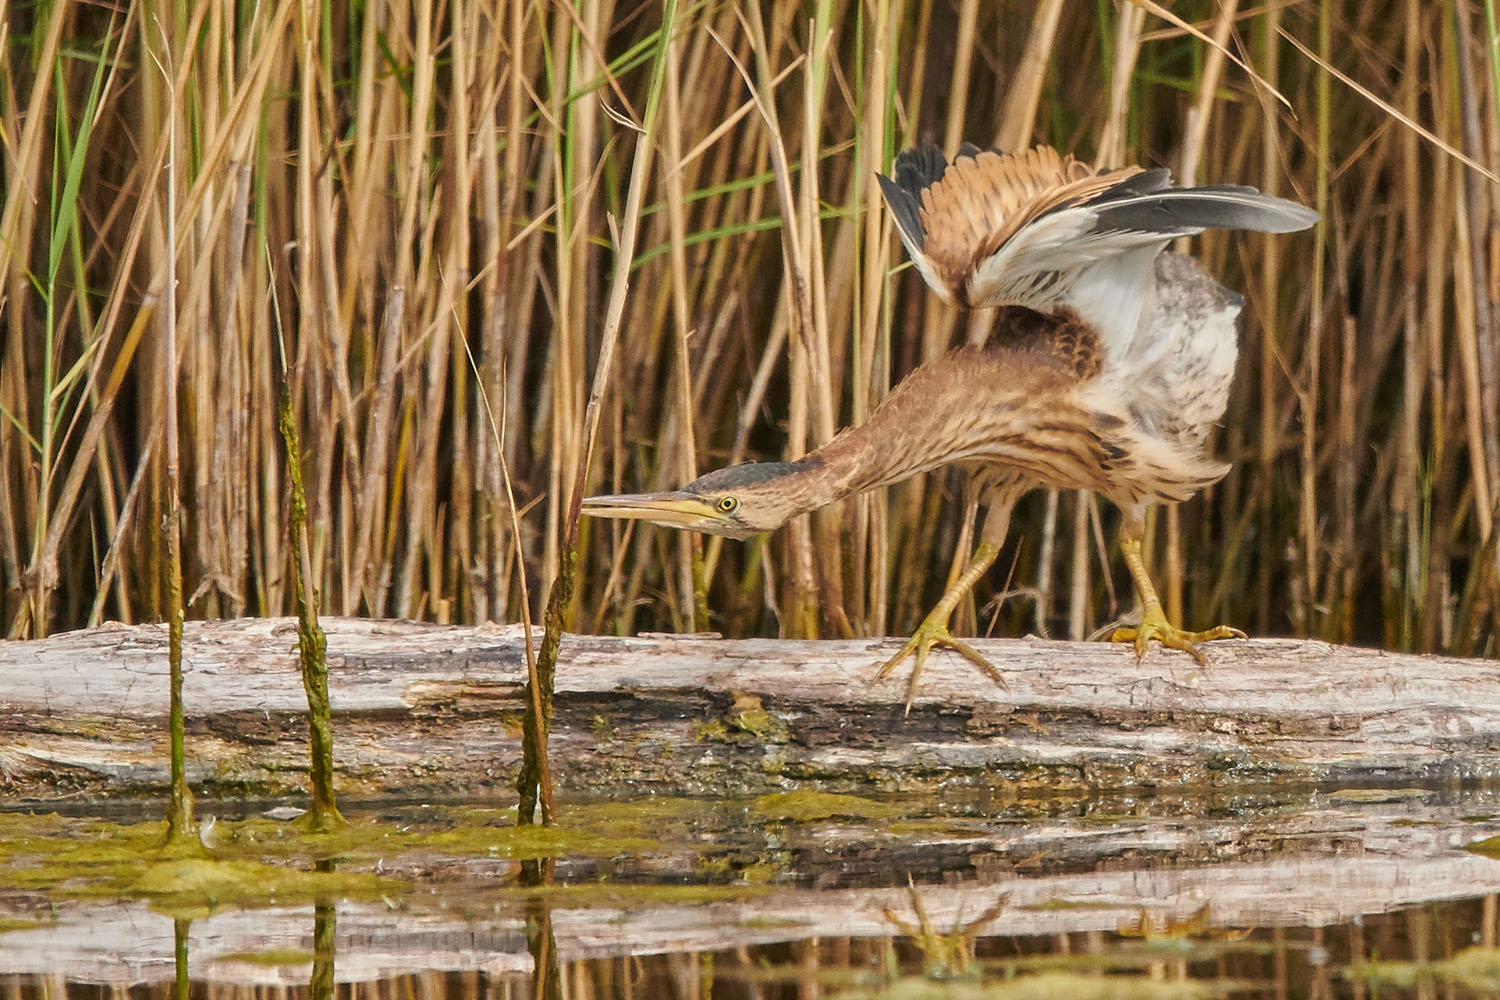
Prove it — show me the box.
[3,617,1500,800]
[3,800,1500,985]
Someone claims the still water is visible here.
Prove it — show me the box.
[6,783,1500,998]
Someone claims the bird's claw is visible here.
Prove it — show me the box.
[1109,614,1247,665]
[874,619,1007,714]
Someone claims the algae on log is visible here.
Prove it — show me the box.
[2,617,1500,801]
[277,384,343,831]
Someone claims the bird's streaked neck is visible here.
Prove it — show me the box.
[798,346,1083,503]
[807,419,949,501]
[797,395,967,502]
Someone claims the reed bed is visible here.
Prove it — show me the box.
[1,0,1496,657]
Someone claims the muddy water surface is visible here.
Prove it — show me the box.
[5,783,1500,999]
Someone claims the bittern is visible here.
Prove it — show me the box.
[585,143,1317,703]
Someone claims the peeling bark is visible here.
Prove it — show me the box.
[2,617,1499,801]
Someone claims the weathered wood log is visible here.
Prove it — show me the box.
[2,617,1499,800]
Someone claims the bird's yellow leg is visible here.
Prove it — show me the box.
[1109,520,1246,664]
[874,539,1008,711]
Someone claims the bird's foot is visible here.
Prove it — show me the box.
[1109,612,1247,665]
[874,616,1007,714]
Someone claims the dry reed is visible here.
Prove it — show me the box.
[1,1,1497,659]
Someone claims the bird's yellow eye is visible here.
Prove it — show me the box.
[717,496,738,513]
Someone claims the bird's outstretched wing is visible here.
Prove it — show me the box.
[877,145,1142,308]
[877,144,1318,342]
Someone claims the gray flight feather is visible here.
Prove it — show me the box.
[876,145,950,252]
[1088,186,1320,237]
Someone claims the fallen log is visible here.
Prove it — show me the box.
[2,617,1499,801]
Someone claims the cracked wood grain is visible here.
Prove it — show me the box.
[2,617,1498,800]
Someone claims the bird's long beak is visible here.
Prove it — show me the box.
[581,491,729,532]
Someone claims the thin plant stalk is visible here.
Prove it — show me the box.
[267,229,344,828]
[522,0,681,828]
[151,19,194,844]
[278,375,343,830]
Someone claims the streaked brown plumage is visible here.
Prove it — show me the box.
[585,143,1318,706]
[913,147,1144,305]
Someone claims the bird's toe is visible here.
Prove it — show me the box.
[1110,616,1244,665]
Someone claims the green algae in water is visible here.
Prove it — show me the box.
[0,816,179,897]
[207,810,656,864]
[0,822,167,869]
[0,806,660,906]
[420,820,656,858]
[132,858,398,909]
[433,799,699,844]
[752,790,907,821]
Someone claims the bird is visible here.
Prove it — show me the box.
[583,142,1318,706]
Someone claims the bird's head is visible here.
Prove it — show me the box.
[582,461,818,540]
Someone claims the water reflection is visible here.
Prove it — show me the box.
[312,860,337,1000]
[527,899,563,1000]
[173,917,190,1000]
[5,787,1500,998]
[12,899,1495,1000]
